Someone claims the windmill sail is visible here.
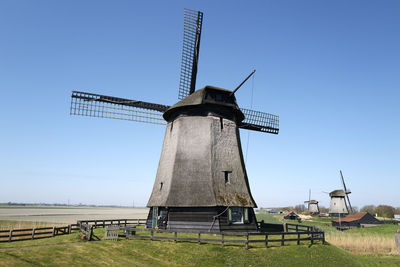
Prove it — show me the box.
[340,170,353,213]
[70,91,169,125]
[178,8,203,100]
[238,108,279,134]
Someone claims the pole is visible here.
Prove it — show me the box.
[230,70,256,96]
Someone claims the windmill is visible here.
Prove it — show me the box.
[328,170,353,217]
[304,189,320,215]
[70,9,279,232]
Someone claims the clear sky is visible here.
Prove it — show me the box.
[1,0,399,209]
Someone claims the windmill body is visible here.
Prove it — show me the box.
[308,200,320,215]
[329,190,349,217]
[304,189,319,215]
[69,9,279,232]
[328,171,353,217]
[147,86,258,231]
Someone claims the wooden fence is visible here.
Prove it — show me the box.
[0,218,325,250]
[0,225,74,243]
[77,218,147,228]
[0,218,145,243]
[124,228,325,249]
[77,219,147,240]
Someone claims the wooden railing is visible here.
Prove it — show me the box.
[0,225,74,242]
[0,218,145,243]
[0,219,325,249]
[77,218,147,240]
[77,218,147,228]
[123,228,325,249]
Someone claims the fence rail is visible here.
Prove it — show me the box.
[0,219,325,249]
[0,225,74,243]
[123,228,325,249]
[0,218,145,243]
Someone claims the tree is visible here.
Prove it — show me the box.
[294,204,305,213]
[360,205,376,214]
[395,207,400,215]
[319,206,329,214]
[374,205,395,218]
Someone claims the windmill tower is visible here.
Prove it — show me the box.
[304,189,320,215]
[70,9,279,232]
[328,170,353,217]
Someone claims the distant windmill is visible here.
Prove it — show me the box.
[70,9,279,232]
[328,170,353,217]
[304,189,320,215]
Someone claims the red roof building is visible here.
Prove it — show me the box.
[332,212,381,229]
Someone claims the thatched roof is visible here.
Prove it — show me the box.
[329,189,346,197]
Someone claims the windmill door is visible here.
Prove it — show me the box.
[152,207,158,228]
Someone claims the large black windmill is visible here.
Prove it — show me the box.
[70,9,279,232]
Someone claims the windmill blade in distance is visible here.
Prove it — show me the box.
[238,108,279,134]
[70,91,169,125]
[178,8,203,100]
[340,170,354,213]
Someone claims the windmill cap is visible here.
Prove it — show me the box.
[163,86,245,122]
[329,189,346,197]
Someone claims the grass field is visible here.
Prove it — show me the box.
[0,208,399,266]
[0,229,400,266]
[256,211,400,256]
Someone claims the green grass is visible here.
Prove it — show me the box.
[347,225,400,236]
[0,230,399,266]
[0,217,399,266]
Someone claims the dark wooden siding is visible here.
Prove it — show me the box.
[146,207,258,232]
[218,207,258,232]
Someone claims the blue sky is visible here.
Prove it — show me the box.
[0,0,399,209]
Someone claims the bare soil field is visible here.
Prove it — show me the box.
[0,206,149,224]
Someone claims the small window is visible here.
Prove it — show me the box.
[223,171,232,184]
[228,207,249,224]
[159,182,163,190]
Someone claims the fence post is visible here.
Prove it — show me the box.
[174,232,177,243]
[103,220,105,228]
[310,232,314,245]
[322,232,325,244]
[8,230,13,242]
[125,219,127,227]
[245,233,249,250]
[52,227,56,237]
[198,233,201,245]
[137,219,139,225]
[221,233,224,247]
[265,234,268,248]
[68,225,72,234]
[297,233,300,245]
[296,224,298,232]
[151,230,154,241]
[281,233,284,246]
[89,225,93,241]
[31,228,35,240]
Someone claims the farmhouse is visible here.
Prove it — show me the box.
[331,212,381,229]
[284,210,299,220]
